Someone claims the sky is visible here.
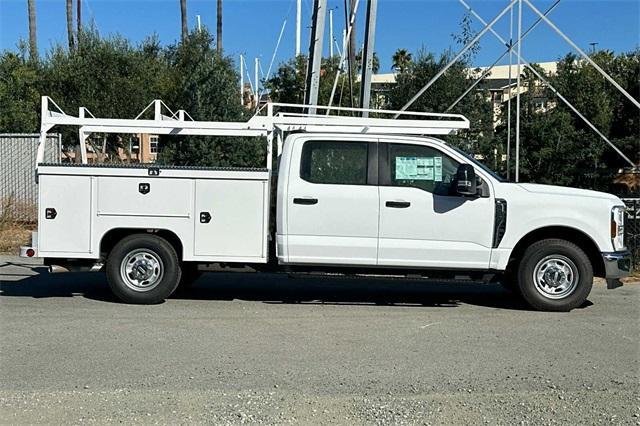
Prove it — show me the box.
[1,0,639,75]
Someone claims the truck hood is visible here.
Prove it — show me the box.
[515,183,621,202]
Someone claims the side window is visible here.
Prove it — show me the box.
[300,141,369,185]
[385,143,460,196]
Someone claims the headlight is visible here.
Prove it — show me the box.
[610,206,626,251]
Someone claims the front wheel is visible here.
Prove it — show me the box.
[517,239,593,311]
[106,234,181,304]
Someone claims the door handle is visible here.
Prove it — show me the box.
[385,201,411,208]
[293,197,318,205]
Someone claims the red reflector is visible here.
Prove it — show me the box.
[26,248,35,257]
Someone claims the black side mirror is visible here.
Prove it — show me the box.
[456,164,477,196]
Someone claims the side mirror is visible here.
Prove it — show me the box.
[456,164,477,196]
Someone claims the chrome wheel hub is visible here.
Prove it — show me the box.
[120,249,164,292]
[533,255,579,300]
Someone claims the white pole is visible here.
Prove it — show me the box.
[196,15,202,32]
[329,8,334,57]
[515,0,522,182]
[296,0,302,56]
[342,29,347,59]
[254,57,259,105]
[240,54,244,106]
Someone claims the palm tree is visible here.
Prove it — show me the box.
[66,0,74,50]
[180,0,187,42]
[391,48,412,74]
[27,0,38,60]
[216,0,222,52]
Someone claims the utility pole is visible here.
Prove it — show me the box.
[27,0,38,61]
[217,0,223,52]
[329,8,334,57]
[180,0,188,42]
[348,0,357,74]
[196,15,201,32]
[589,42,598,53]
[304,0,327,113]
[77,0,82,39]
[66,0,74,51]
[359,0,378,116]
[295,0,302,56]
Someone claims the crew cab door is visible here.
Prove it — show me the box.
[284,139,379,265]
[377,141,494,269]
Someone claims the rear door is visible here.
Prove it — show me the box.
[285,139,379,265]
[377,141,494,269]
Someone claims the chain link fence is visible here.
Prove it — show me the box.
[0,134,61,224]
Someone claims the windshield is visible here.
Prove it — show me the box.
[449,145,507,182]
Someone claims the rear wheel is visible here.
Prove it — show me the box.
[517,239,593,311]
[106,234,181,304]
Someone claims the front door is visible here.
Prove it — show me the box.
[377,142,494,269]
[285,139,379,265]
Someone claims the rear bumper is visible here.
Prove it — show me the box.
[602,251,632,289]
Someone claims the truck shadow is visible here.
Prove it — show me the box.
[0,265,585,311]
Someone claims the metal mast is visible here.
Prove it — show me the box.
[304,0,328,113]
[359,0,378,117]
[295,0,302,56]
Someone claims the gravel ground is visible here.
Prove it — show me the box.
[1,256,639,425]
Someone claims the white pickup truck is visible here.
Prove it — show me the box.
[21,97,631,311]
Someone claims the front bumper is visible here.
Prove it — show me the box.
[602,251,632,289]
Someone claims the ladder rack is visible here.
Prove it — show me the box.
[37,96,470,169]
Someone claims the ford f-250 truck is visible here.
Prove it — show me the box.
[20,97,631,311]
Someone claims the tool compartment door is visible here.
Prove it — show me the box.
[194,179,266,259]
[38,174,92,254]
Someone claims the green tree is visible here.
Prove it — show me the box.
[158,30,265,167]
[496,51,639,190]
[0,48,42,132]
[391,48,412,73]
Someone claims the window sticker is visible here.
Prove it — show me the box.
[396,156,439,180]
[434,157,443,182]
[395,157,418,179]
[416,157,434,180]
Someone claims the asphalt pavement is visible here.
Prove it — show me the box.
[1,256,639,425]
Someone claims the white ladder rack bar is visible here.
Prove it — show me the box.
[37,96,470,168]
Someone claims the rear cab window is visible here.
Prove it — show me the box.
[300,141,369,185]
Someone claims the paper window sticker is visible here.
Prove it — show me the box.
[415,157,435,180]
[395,157,418,179]
[434,157,443,182]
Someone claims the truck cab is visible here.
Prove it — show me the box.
[21,98,631,311]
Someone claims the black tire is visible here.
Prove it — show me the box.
[517,239,593,312]
[106,234,181,304]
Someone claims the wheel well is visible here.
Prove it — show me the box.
[507,226,605,277]
[100,228,184,260]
